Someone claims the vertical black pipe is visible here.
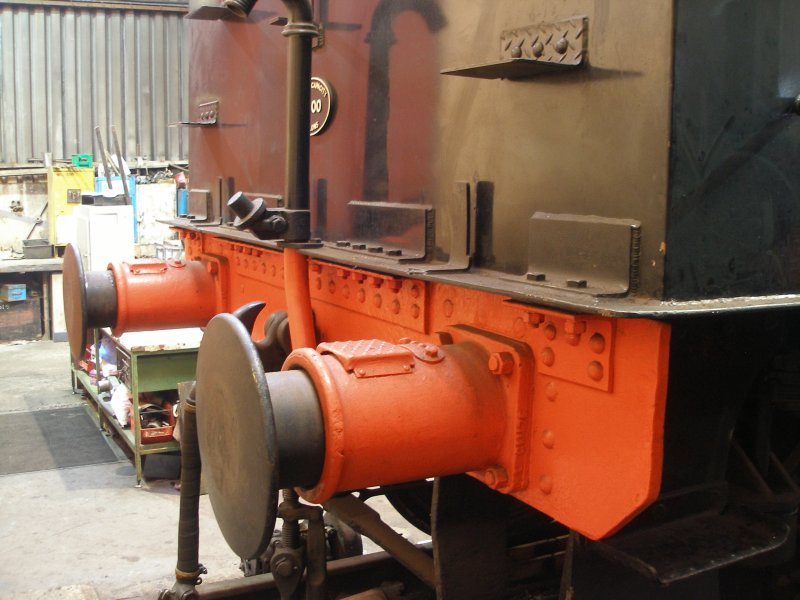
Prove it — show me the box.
[159,387,204,600]
[281,0,316,214]
[175,394,202,578]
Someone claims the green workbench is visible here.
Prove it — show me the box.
[74,327,203,485]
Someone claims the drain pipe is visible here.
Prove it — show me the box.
[280,0,318,349]
[160,385,206,600]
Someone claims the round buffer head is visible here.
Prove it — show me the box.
[63,244,118,365]
[62,243,89,364]
[195,313,281,560]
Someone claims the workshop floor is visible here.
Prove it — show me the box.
[0,340,426,600]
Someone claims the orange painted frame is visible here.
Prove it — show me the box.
[179,230,671,539]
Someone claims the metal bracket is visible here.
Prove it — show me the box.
[525,213,641,297]
[325,200,433,261]
[171,100,219,127]
[409,181,475,274]
[442,16,588,80]
[185,0,238,21]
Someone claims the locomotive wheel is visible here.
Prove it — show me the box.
[387,479,563,546]
[385,481,434,535]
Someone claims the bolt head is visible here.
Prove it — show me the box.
[424,344,440,358]
[488,351,514,375]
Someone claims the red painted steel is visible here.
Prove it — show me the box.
[109,257,219,334]
[167,232,673,539]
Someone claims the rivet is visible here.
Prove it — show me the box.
[512,317,526,339]
[588,361,604,381]
[539,475,553,494]
[443,299,454,318]
[328,280,336,294]
[315,277,322,291]
[542,430,555,449]
[403,364,411,372]
[410,304,420,319]
[410,285,421,299]
[589,333,606,354]
[271,265,277,277]
[391,300,401,314]
[532,40,544,57]
[545,382,558,401]
[555,37,568,54]
[399,337,411,344]
[541,347,555,367]
[543,323,556,340]
[510,44,522,58]
[243,259,249,269]
[424,345,439,358]
[528,312,543,327]
[342,285,350,299]
[356,368,366,376]
[357,288,366,303]
[373,294,382,308]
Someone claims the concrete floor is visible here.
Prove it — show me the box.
[0,340,426,599]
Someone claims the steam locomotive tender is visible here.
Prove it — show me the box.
[63,0,800,598]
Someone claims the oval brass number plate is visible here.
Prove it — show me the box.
[310,76,335,136]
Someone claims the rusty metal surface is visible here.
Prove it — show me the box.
[184,0,675,307]
[323,494,436,589]
[592,509,789,585]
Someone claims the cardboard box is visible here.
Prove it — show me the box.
[0,284,26,302]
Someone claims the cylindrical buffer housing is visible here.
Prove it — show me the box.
[109,258,218,333]
[283,339,507,504]
[63,243,219,363]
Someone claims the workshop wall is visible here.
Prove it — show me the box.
[0,173,47,251]
[0,1,189,166]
